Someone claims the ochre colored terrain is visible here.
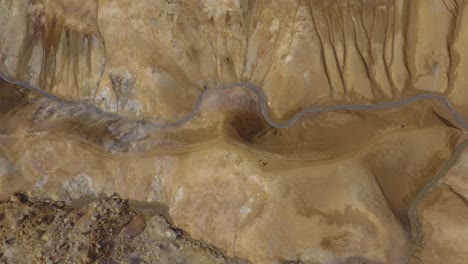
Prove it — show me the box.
[1,1,468,263]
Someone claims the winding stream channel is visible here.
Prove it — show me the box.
[1,71,467,263]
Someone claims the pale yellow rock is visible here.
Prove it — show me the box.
[407,0,453,93]
[2,1,468,263]
[0,80,463,263]
[449,0,468,105]
[3,0,468,120]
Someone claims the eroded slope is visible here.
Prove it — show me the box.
[0,79,466,263]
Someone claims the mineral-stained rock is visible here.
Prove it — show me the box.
[0,193,247,264]
[3,0,468,120]
[0,0,105,100]
[0,77,467,263]
[406,145,468,264]
[1,1,468,264]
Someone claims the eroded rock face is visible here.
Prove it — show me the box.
[0,78,467,263]
[0,0,105,99]
[1,1,468,264]
[3,0,468,120]
[0,193,246,263]
[412,144,468,264]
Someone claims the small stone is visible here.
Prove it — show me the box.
[164,230,175,239]
[119,215,146,240]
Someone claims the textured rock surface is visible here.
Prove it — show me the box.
[0,193,246,263]
[1,1,468,264]
[413,148,468,264]
[1,78,467,263]
[3,0,468,120]
[0,0,105,100]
